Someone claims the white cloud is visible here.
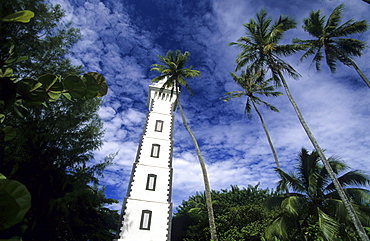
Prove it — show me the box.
[49,0,370,211]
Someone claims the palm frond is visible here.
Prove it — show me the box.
[264,211,299,240]
[336,38,366,58]
[338,171,370,188]
[281,196,307,216]
[354,204,370,226]
[270,15,296,43]
[317,207,341,240]
[150,50,200,96]
[274,43,303,57]
[150,75,166,83]
[269,148,370,239]
[221,91,246,102]
[303,10,325,38]
[332,19,368,38]
[258,99,279,112]
[324,4,344,34]
[275,168,305,193]
[298,3,369,87]
[265,195,287,210]
[345,188,370,204]
[325,197,370,229]
[324,44,339,73]
[324,198,350,224]
[245,98,252,117]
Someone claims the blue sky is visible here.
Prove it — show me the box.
[49,0,370,210]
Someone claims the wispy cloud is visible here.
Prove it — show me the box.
[49,0,370,209]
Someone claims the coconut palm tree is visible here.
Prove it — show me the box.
[150,50,218,241]
[229,9,369,241]
[293,4,370,88]
[222,69,283,170]
[265,148,370,240]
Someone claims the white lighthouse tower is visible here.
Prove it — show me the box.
[115,80,178,241]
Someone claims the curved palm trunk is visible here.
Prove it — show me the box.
[278,71,369,241]
[177,99,218,241]
[349,59,370,88]
[251,101,281,169]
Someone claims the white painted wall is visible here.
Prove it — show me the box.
[129,165,171,203]
[117,200,171,241]
[116,81,178,241]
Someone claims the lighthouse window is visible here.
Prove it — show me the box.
[151,144,160,158]
[139,210,152,230]
[146,174,157,191]
[155,120,163,132]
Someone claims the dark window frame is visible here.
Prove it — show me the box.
[155,120,164,132]
[139,210,152,230]
[146,174,157,191]
[150,144,160,158]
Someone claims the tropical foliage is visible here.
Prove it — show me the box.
[0,1,117,240]
[229,9,369,240]
[151,50,200,96]
[222,69,283,169]
[294,4,370,88]
[151,50,219,241]
[0,0,82,77]
[265,148,370,240]
[172,185,279,241]
[0,7,108,126]
[0,97,119,240]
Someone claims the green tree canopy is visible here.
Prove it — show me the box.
[294,4,370,88]
[223,69,283,170]
[0,0,82,77]
[0,98,119,240]
[265,148,370,240]
[0,1,117,240]
[172,185,279,241]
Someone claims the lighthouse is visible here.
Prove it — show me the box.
[115,80,178,241]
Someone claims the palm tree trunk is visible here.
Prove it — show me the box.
[349,59,370,88]
[252,101,281,169]
[278,71,369,241]
[177,99,218,241]
[252,101,289,194]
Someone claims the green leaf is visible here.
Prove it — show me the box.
[17,78,47,106]
[47,92,62,102]
[82,73,100,98]
[13,100,28,118]
[63,75,87,99]
[86,72,108,97]
[0,114,5,123]
[0,174,6,179]
[38,74,58,91]
[5,56,28,65]
[62,92,72,101]
[38,74,63,101]
[3,126,16,141]
[2,68,14,77]
[2,10,35,23]
[0,179,31,230]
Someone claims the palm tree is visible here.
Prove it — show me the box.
[265,148,370,240]
[222,69,283,170]
[293,4,370,88]
[151,50,218,241]
[229,9,369,241]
